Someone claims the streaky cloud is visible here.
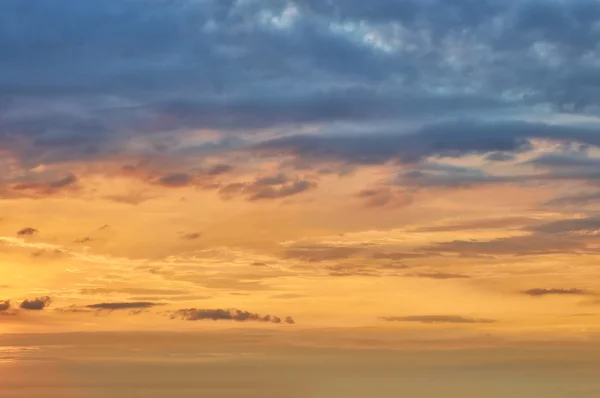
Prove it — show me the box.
[172,308,295,324]
[381,315,495,324]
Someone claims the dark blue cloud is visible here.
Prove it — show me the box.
[2,0,600,198]
[255,120,600,165]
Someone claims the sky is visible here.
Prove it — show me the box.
[2,0,600,396]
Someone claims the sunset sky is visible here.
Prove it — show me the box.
[2,0,600,396]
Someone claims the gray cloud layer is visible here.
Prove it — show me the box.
[2,0,600,199]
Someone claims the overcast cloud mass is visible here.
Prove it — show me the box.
[2,2,600,396]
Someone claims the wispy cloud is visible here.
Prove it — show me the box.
[86,302,163,311]
[381,315,496,324]
[522,288,588,297]
[407,273,471,280]
[172,308,295,324]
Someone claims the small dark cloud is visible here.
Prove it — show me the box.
[181,232,202,240]
[381,315,495,324]
[158,173,193,187]
[17,227,38,236]
[86,302,162,311]
[522,288,587,297]
[206,164,233,176]
[0,300,15,316]
[407,273,471,280]
[20,296,52,310]
[0,300,10,312]
[172,308,295,324]
[103,192,157,205]
[74,236,94,244]
[31,249,64,258]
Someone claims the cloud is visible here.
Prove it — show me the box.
[158,173,193,188]
[324,263,382,277]
[254,121,600,166]
[398,161,532,189]
[525,216,600,235]
[544,191,600,208]
[356,187,413,208]
[0,300,15,316]
[31,248,64,258]
[407,273,471,280]
[524,153,600,169]
[20,296,52,310]
[181,232,202,240]
[415,217,537,232]
[423,215,600,257]
[17,227,38,236]
[522,288,588,297]
[284,245,364,262]
[270,293,306,299]
[172,308,295,324]
[219,174,317,201]
[86,302,162,311]
[2,0,600,201]
[103,192,157,206]
[0,1,598,168]
[54,305,93,314]
[206,164,234,176]
[11,174,78,196]
[372,252,440,260]
[80,288,188,296]
[381,315,495,324]
[485,152,516,162]
[425,234,587,256]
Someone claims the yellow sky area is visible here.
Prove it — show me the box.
[0,163,599,340]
